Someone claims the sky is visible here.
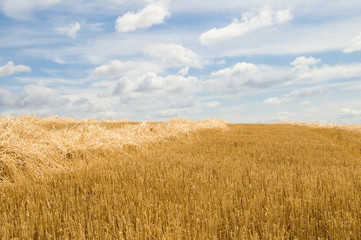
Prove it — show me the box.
[0,0,361,123]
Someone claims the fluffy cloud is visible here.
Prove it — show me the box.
[207,101,220,107]
[0,0,61,19]
[301,63,361,83]
[72,97,112,113]
[0,85,71,118]
[115,0,170,32]
[131,72,196,94]
[210,57,361,94]
[273,111,296,122]
[156,108,187,118]
[299,100,311,107]
[94,71,201,119]
[211,62,258,77]
[337,107,361,122]
[343,32,361,53]
[0,61,31,77]
[200,8,293,45]
[286,87,323,98]
[0,89,17,106]
[144,44,201,68]
[99,72,198,100]
[210,62,289,90]
[263,97,283,105]
[17,85,69,108]
[339,108,361,117]
[93,61,138,77]
[264,86,323,105]
[290,56,322,68]
[55,22,81,38]
[177,66,189,76]
[0,85,118,119]
[92,60,163,78]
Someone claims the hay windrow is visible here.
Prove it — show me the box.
[0,116,228,183]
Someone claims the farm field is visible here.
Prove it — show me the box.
[1,117,361,239]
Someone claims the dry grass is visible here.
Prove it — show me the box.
[276,121,361,132]
[0,116,228,183]
[1,118,361,239]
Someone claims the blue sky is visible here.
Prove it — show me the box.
[1,0,361,123]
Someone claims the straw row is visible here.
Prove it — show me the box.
[0,116,228,183]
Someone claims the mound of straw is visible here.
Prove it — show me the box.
[0,116,228,183]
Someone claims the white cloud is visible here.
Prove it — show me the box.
[211,62,258,77]
[21,26,199,65]
[72,97,112,113]
[0,89,17,106]
[210,57,361,94]
[115,0,170,32]
[56,22,81,38]
[93,61,138,77]
[263,97,283,105]
[0,85,81,118]
[264,87,323,105]
[0,0,61,19]
[199,8,293,45]
[177,66,189,76]
[205,14,361,58]
[290,56,322,67]
[0,61,31,77]
[300,100,311,106]
[156,108,186,118]
[17,85,69,108]
[99,72,198,100]
[92,60,162,78]
[286,87,323,98]
[339,108,361,117]
[210,62,289,91]
[343,32,361,53]
[207,101,220,107]
[93,71,201,119]
[301,63,361,83]
[145,43,201,68]
[134,72,197,94]
[273,111,295,122]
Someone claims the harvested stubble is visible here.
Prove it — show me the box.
[0,116,228,183]
[1,119,361,239]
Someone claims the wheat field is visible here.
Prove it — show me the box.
[1,117,361,239]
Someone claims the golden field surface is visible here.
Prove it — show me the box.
[1,117,361,239]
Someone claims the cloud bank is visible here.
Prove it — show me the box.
[209,56,361,94]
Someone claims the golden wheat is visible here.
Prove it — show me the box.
[1,118,361,239]
[275,121,361,132]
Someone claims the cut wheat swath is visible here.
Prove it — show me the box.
[0,116,228,184]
